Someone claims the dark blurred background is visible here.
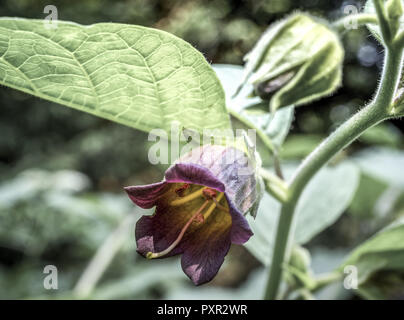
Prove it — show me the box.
[0,0,403,299]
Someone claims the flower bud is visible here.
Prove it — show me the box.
[289,245,311,272]
[387,0,404,36]
[238,13,344,113]
[285,245,316,289]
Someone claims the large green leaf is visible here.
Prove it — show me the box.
[246,162,360,266]
[213,64,294,150]
[0,18,230,135]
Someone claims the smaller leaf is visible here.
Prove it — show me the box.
[340,217,404,293]
[358,270,404,300]
[352,147,404,188]
[212,64,261,113]
[348,173,388,219]
[243,103,295,149]
[295,162,360,244]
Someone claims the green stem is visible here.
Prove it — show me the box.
[299,289,316,300]
[259,167,288,203]
[332,13,378,33]
[264,46,404,300]
[282,271,342,300]
[313,271,343,291]
[273,149,284,179]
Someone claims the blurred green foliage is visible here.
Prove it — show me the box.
[0,0,403,299]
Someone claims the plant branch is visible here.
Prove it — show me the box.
[263,44,404,299]
[273,149,284,179]
[284,271,342,300]
[259,167,288,203]
[313,271,343,291]
[298,289,316,300]
[332,13,378,33]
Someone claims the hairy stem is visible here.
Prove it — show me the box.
[264,45,404,299]
[332,13,378,33]
[259,167,288,203]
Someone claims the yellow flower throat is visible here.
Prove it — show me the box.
[146,185,228,259]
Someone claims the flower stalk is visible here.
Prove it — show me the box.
[332,13,378,33]
[258,167,288,203]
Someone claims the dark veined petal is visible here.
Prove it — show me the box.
[135,184,192,259]
[165,163,226,192]
[181,226,232,285]
[125,181,168,209]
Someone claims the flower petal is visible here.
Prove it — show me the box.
[181,231,231,285]
[180,207,232,285]
[124,181,168,209]
[165,163,225,192]
[135,184,208,258]
[135,209,184,259]
[226,195,254,245]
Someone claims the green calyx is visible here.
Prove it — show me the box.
[238,13,344,113]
